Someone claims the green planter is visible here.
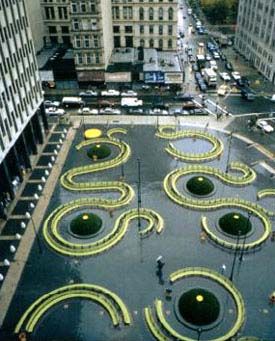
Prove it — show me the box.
[219,212,252,236]
[87,144,111,160]
[178,288,220,326]
[186,176,214,196]
[70,213,102,237]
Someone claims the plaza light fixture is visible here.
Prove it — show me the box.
[4,259,10,266]
[45,170,50,177]
[9,245,16,253]
[51,156,55,162]
[20,221,26,229]
[33,193,39,200]
[25,211,42,254]
[37,184,43,192]
[57,144,61,150]
[15,233,21,240]
[29,202,35,209]
[48,162,52,169]
[0,273,4,281]
[41,176,46,183]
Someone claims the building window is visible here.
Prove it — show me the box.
[81,2,86,12]
[48,26,57,34]
[113,26,120,33]
[149,39,154,48]
[159,25,163,35]
[149,7,154,20]
[140,39,145,47]
[168,25,173,35]
[125,26,133,33]
[140,25,144,34]
[168,7,173,20]
[75,36,81,48]
[71,2,77,13]
[61,26,69,34]
[84,35,90,47]
[168,38,172,48]
[73,19,79,30]
[77,53,83,64]
[139,8,144,20]
[159,8,163,20]
[159,39,163,50]
[149,25,154,34]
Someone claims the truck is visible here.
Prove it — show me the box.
[121,97,143,107]
[196,54,206,70]
[62,97,84,108]
[203,68,217,87]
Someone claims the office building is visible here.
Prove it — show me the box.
[235,0,275,84]
[0,0,48,216]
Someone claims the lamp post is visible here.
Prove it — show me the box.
[225,131,234,173]
[239,211,252,262]
[25,211,43,254]
[137,158,142,228]
[229,230,241,282]
[197,328,202,341]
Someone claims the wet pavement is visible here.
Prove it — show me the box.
[1,123,275,340]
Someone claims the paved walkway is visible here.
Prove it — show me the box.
[0,126,76,327]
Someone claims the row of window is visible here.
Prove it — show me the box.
[44,6,68,20]
[113,24,174,35]
[112,6,174,20]
[75,52,101,65]
[73,35,99,48]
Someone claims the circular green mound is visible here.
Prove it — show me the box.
[178,288,220,326]
[87,144,111,160]
[219,212,252,236]
[186,176,214,196]
[70,213,102,237]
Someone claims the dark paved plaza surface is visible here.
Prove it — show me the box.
[1,124,275,341]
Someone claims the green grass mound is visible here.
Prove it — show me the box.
[219,212,252,236]
[87,144,111,160]
[186,176,214,196]
[70,213,102,237]
[178,288,220,326]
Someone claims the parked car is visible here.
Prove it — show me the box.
[78,107,92,114]
[99,107,121,114]
[101,89,120,96]
[231,71,241,81]
[79,90,98,97]
[219,72,231,81]
[128,108,144,114]
[205,54,211,61]
[121,90,138,97]
[45,107,65,116]
[256,120,274,133]
[209,60,218,71]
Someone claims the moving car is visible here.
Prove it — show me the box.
[219,72,231,81]
[101,89,120,96]
[256,120,274,133]
[45,107,65,116]
[213,51,220,60]
[44,100,60,108]
[99,107,121,114]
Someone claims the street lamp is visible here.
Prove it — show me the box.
[4,259,10,266]
[221,264,227,275]
[54,149,58,156]
[15,233,21,240]
[0,273,4,281]
[37,184,43,192]
[48,162,53,169]
[57,144,61,150]
[33,193,39,200]
[29,202,35,209]
[137,158,142,228]
[25,211,43,254]
[45,170,50,177]
[229,230,241,282]
[239,211,252,262]
[51,156,55,163]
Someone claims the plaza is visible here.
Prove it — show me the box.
[0,115,274,340]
